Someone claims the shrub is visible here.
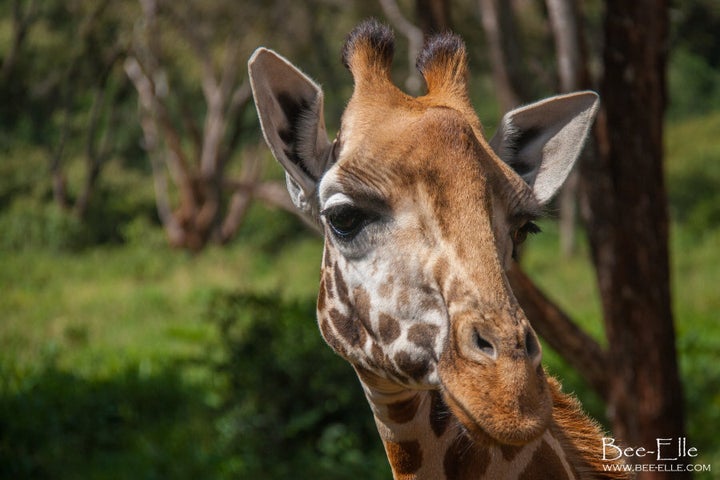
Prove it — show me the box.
[0,199,90,252]
[668,48,720,120]
[204,291,388,479]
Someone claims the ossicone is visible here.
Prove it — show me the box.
[416,32,469,99]
[341,18,395,88]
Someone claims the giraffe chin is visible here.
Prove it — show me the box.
[438,355,553,447]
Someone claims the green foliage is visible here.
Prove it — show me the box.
[205,291,387,479]
[0,186,157,252]
[0,286,389,478]
[0,199,90,252]
[670,0,720,69]
[0,145,157,252]
[665,111,720,234]
[668,48,720,120]
[0,358,220,480]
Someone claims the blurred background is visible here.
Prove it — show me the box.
[0,0,718,479]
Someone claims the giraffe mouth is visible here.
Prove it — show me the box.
[438,350,553,446]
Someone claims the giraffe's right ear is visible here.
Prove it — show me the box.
[248,48,334,222]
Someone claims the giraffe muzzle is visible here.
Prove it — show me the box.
[455,318,543,370]
[437,312,552,446]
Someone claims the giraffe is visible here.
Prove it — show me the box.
[249,19,628,480]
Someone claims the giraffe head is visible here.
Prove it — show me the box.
[249,20,598,447]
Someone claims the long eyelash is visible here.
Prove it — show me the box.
[511,221,541,260]
[522,221,541,235]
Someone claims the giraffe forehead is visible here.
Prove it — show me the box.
[322,106,496,216]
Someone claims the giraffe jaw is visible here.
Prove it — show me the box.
[438,354,553,446]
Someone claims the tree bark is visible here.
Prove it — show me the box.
[415,0,451,34]
[580,1,687,477]
[126,0,288,250]
[546,0,589,257]
[378,0,424,94]
[1,0,36,81]
[477,0,534,112]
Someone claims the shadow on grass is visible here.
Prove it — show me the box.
[0,361,222,480]
[0,291,389,480]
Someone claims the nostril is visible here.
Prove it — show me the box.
[473,329,496,359]
[524,329,541,364]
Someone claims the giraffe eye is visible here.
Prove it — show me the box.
[512,221,541,245]
[511,221,541,258]
[323,205,371,240]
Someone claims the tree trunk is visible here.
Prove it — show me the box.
[546,0,589,257]
[415,0,451,34]
[379,0,424,94]
[477,0,534,112]
[580,1,687,477]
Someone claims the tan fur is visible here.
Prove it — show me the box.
[547,378,630,479]
[331,21,623,478]
[250,18,625,480]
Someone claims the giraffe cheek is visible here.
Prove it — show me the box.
[318,316,349,359]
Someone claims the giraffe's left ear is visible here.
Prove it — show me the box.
[489,91,599,205]
[249,47,334,223]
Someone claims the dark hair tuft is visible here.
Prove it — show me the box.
[416,32,465,75]
[341,18,395,71]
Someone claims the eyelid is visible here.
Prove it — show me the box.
[322,192,354,213]
[321,192,391,221]
[511,212,540,227]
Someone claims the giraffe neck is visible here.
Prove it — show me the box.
[354,368,617,480]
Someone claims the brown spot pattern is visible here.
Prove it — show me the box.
[429,390,451,437]
[319,317,346,357]
[420,295,442,312]
[352,287,375,340]
[433,257,449,286]
[371,342,392,370]
[397,290,410,310]
[328,308,365,347]
[378,313,401,344]
[444,434,490,480]
[518,440,570,480]
[322,244,333,269]
[385,440,423,475]
[500,443,523,462]
[334,267,349,303]
[323,271,334,299]
[386,394,421,424]
[317,277,327,312]
[407,323,439,352]
[379,276,395,298]
[394,351,430,381]
[353,287,371,319]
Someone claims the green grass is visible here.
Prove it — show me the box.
[0,221,323,371]
[1,114,719,478]
[0,213,327,479]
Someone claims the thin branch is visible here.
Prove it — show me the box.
[477,0,534,111]
[218,80,252,169]
[546,0,585,92]
[378,0,424,94]
[49,108,71,210]
[1,0,38,80]
[546,0,591,257]
[124,55,185,246]
[218,150,262,242]
[75,47,127,218]
[124,55,195,211]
